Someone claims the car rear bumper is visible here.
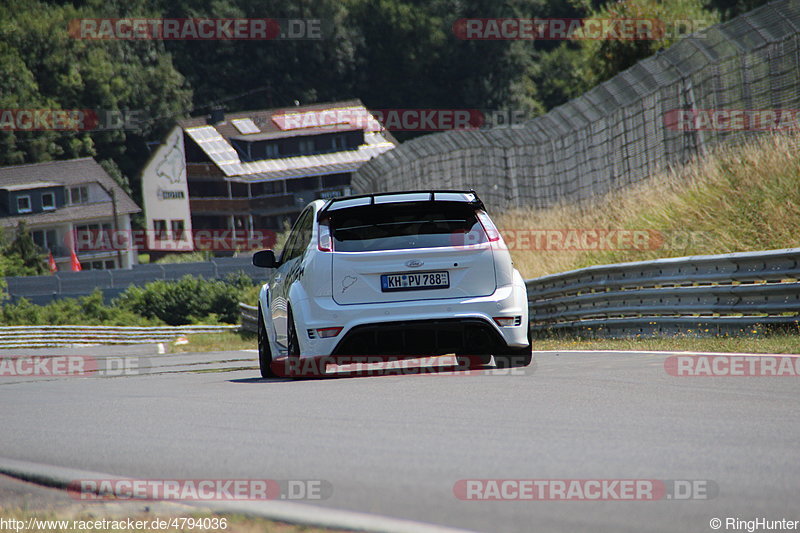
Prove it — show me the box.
[293,282,529,356]
[331,317,509,356]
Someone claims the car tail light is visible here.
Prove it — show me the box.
[476,210,501,242]
[318,219,333,252]
[315,327,343,338]
[493,316,521,327]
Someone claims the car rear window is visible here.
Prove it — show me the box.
[329,202,488,252]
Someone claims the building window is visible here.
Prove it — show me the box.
[32,230,45,248]
[16,195,31,213]
[171,219,185,241]
[232,215,248,231]
[105,260,116,269]
[32,229,58,252]
[42,192,55,210]
[153,219,167,241]
[76,224,108,252]
[76,223,97,234]
[230,182,249,197]
[298,139,315,155]
[69,186,89,205]
[265,143,280,158]
[286,176,319,193]
[251,180,282,197]
[76,223,100,236]
[332,136,347,150]
[322,173,350,188]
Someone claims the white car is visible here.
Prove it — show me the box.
[252,190,531,377]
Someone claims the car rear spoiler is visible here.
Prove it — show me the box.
[317,189,485,221]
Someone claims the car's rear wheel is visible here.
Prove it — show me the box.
[493,324,532,368]
[493,345,532,368]
[258,305,275,378]
[287,306,300,357]
[286,306,324,378]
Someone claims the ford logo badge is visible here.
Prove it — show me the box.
[405,259,424,268]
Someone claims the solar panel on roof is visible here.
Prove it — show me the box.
[184,126,241,172]
[184,123,395,179]
[231,118,261,134]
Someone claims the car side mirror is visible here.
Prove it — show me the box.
[253,249,279,268]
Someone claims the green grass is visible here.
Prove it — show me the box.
[167,331,256,353]
[533,335,800,354]
[497,133,800,279]
[239,284,261,306]
[163,331,800,355]
[533,334,800,354]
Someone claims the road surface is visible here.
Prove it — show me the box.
[1,345,797,532]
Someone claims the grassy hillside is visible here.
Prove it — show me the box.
[496,134,800,279]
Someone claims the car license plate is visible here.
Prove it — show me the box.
[381,271,450,292]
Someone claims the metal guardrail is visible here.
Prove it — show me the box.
[0,324,239,349]
[525,248,800,338]
[239,303,258,334]
[237,249,800,339]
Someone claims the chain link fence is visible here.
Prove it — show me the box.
[353,0,800,211]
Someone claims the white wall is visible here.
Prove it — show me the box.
[141,126,193,252]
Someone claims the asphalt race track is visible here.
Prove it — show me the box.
[1,345,798,532]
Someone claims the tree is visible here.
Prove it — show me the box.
[0,0,748,194]
[704,0,771,21]
[573,0,720,86]
[0,0,193,193]
[3,223,46,276]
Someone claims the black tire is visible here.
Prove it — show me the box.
[493,345,532,368]
[494,324,533,368]
[258,305,275,378]
[287,306,300,357]
[286,306,322,378]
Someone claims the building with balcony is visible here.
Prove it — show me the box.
[0,158,140,270]
[140,99,397,254]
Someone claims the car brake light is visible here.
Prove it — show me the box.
[318,219,333,252]
[316,327,343,338]
[476,211,501,242]
[493,316,521,327]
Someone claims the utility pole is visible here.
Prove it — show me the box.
[95,180,124,269]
